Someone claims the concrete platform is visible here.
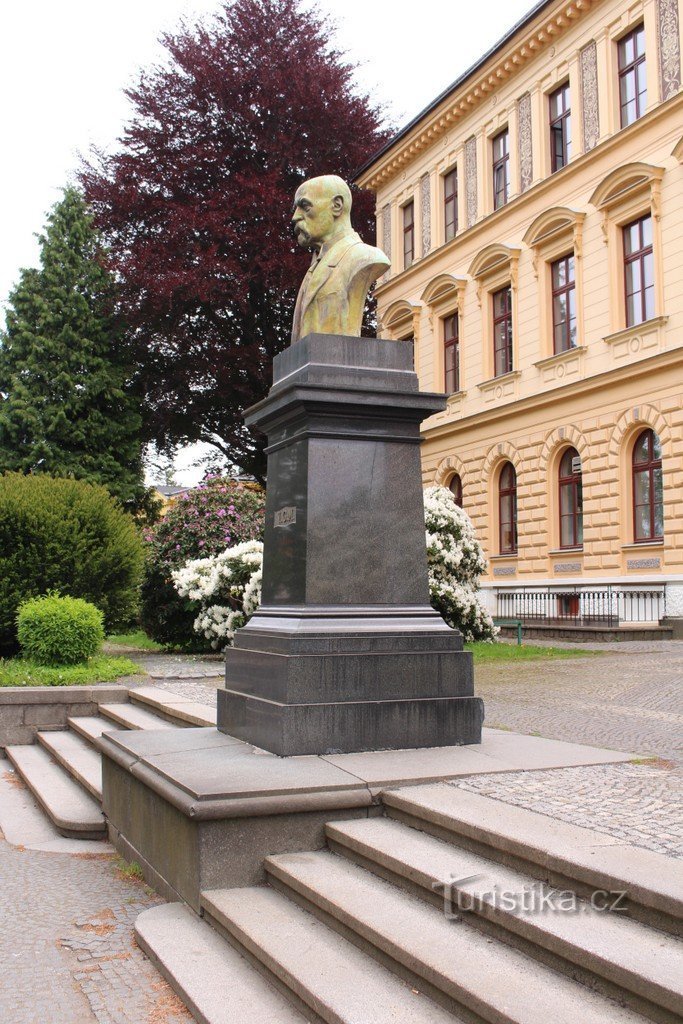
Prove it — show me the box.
[98,724,636,911]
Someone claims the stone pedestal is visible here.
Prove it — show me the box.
[217,334,483,755]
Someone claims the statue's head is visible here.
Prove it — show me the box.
[292,175,352,250]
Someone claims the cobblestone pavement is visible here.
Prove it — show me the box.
[0,822,194,1024]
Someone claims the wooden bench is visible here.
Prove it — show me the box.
[492,617,523,645]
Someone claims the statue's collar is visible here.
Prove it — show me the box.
[310,230,361,269]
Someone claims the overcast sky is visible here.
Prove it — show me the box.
[0,0,533,482]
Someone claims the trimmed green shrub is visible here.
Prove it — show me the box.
[0,473,144,655]
[17,594,105,664]
[140,477,265,649]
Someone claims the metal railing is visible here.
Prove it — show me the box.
[496,586,665,627]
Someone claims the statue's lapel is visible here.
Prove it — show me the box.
[301,235,360,318]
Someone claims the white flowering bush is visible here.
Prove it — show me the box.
[171,540,263,649]
[424,486,497,642]
[173,487,496,649]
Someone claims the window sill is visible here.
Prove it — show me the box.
[621,540,664,550]
[489,554,519,561]
[549,548,584,555]
[603,315,668,346]
[477,370,522,392]
[534,346,585,370]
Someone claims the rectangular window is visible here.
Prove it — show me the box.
[492,130,510,210]
[492,286,513,376]
[551,254,577,353]
[444,168,458,242]
[549,82,571,172]
[403,201,414,269]
[618,24,646,128]
[443,314,459,393]
[623,214,654,327]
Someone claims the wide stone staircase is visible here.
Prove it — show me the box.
[4,685,216,839]
[136,783,683,1024]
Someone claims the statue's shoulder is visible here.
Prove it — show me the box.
[345,238,390,272]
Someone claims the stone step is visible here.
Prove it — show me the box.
[382,784,683,934]
[201,885,462,1024]
[97,702,178,731]
[5,744,106,839]
[265,849,650,1024]
[134,903,307,1024]
[324,817,683,1020]
[68,714,118,744]
[130,685,217,727]
[37,729,102,800]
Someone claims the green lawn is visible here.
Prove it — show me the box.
[106,630,164,651]
[0,654,141,687]
[465,641,599,664]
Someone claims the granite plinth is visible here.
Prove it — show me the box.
[219,334,483,755]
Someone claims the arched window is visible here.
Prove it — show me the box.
[559,448,583,548]
[632,429,663,542]
[448,473,463,507]
[498,462,517,554]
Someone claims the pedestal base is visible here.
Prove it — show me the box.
[218,606,483,755]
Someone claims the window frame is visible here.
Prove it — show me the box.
[551,253,577,353]
[632,429,663,543]
[623,214,654,328]
[558,448,583,549]
[618,24,647,128]
[402,200,415,270]
[549,81,571,172]
[492,129,510,211]
[448,473,463,508]
[492,286,513,377]
[444,167,458,243]
[498,462,518,555]
[443,312,460,394]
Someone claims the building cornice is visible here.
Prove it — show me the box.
[421,346,683,440]
[357,0,601,191]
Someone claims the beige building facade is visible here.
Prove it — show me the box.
[357,0,683,626]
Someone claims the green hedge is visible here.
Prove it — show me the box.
[0,473,144,655]
[18,594,105,664]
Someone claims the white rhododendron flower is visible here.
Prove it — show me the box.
[172,487,496,649]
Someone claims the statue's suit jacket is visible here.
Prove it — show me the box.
[291,230,390,344]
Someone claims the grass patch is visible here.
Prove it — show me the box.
[0,654,141,687]
[114,857,145,882]
[465,641,599,663]
[106,630,163,651]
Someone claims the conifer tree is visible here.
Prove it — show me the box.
[0,187,145,508]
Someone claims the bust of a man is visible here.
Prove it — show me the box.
[290,175,390,344]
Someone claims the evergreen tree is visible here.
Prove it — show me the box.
[0,187,145,508]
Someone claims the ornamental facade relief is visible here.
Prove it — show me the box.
[580,41,600,152]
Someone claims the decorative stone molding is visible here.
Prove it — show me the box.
[493,565,517,577]
[603,315,669,362]
[523,206,585,276]
[590,163,665,240]
[608,404,671,461]
[534,345,585,383]
[382,204,392,265]
[517,93,533,192]
[656,0,681,101]
[357,0,599,190]
[627,557,661,569]
[468,244,521,304]
[420,174,431,256]
[580,41,599,152]
[673,135,683,162]
[420,274,467,316]
[434,454,467,489]
[477,369,522,404]
[482,439,521,480]
[465,137,477,228]
[538,424,589,476]
[379,299,421,342]
[554,561,582,572]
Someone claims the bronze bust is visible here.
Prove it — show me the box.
[290,175,390,344]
